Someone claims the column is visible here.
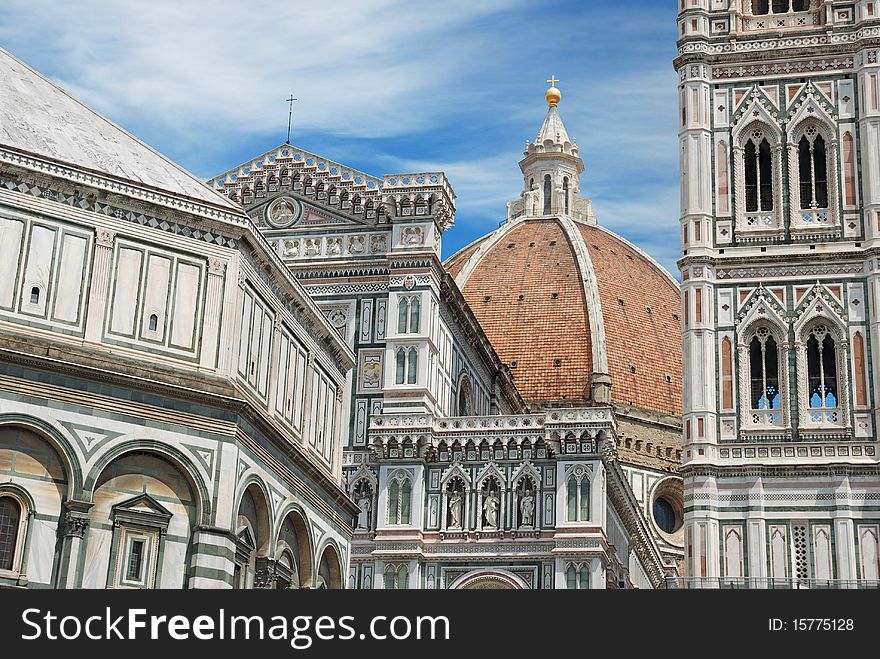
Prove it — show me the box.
[84,229,115,343]
[188,526,237,589]
[199,257,227,369]
[56,500,92,589]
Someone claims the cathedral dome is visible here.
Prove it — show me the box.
[445,216,682,417]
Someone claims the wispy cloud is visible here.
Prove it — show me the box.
[0,0,682,276]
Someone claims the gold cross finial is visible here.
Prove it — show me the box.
[545,75,561,107]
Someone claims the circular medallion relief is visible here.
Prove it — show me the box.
[265,197,302,228]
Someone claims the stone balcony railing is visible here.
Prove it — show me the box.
[369,408,615,451]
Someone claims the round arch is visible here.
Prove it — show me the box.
[85,440,211,524]
[315,540,344,589]
[448,569,530,590]
[274,503,314,588]
[234,476,274,557]
[0,414,82,496]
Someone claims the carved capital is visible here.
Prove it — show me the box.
[207,257,227,276]
[95,229,116,249]
[253,557,278,589]
[64,513,90,539]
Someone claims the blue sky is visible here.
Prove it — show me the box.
[0,0,681,273]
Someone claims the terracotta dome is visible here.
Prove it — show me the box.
[445,217,682,417]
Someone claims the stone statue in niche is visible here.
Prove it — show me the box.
[282,239,299,257]
[448,490,463,529]
[370,235,387,254]
[327,238,342,255]
[519,490,535,527]
[356,493,372,530]
[483,489,500,528]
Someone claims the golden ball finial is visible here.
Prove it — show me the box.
[546,74,561,107]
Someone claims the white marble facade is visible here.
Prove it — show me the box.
[676,0,880,587]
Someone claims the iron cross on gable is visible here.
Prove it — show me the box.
[284,94,298,145]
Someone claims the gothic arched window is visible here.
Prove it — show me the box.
[749,328,781,412]
[398,298,409,333]
[397,296,421,335]
[798,127,828,210]
[806,325,838,411]
[579,478,590,520]
[409,298,420,333]
[384,565,396,590]
[744,131,773,213]
[579,564,590,589]
[0,495,22,571]
[456,375,473,416]
[29,287,40,305]
[752,0,769,14]
[407,348,418,384]
[148,314,158,332]
[567,476,578,522]
[543,175,552,215]
[566,473,590,522]
[563,177,570,214]
[387,476,412,525]
[400,479,411,524]
[395,348,406,384]
[566,564,577,589]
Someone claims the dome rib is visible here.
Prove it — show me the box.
[557,215,609,379]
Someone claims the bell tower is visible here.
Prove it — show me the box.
[676,0,880,587]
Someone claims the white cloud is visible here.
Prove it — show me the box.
[0,0,683,275]
[0,0,527,142]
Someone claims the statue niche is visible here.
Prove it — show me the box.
[446,478,466,529]
[353,481,373,532]
[516,477,536,528]
[481,477,501,530]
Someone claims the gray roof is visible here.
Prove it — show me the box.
[536,106,571,146]
[0,48,238,210]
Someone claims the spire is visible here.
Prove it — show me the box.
[536,75,571,145]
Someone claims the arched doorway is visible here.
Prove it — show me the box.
[449,569,530,590]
